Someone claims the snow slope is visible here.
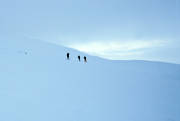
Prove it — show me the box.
[0,39,180,121]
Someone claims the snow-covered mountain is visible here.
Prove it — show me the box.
[0,39,180,121]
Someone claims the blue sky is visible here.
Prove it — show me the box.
[0,0,180,63]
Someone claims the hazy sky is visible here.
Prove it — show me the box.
[0,0,180,63]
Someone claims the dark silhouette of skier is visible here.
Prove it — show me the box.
[84,56,87,62]
[67,53,70,60]
[78,55,81,61]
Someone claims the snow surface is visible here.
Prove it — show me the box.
[0,39,180,121]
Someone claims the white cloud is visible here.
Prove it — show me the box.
[65,40,167,60]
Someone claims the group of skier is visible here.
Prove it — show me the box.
[67,53,87,62]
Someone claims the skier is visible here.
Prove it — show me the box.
[78,55,81,61]
[67,53,70,60]
[84,56,87,62]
